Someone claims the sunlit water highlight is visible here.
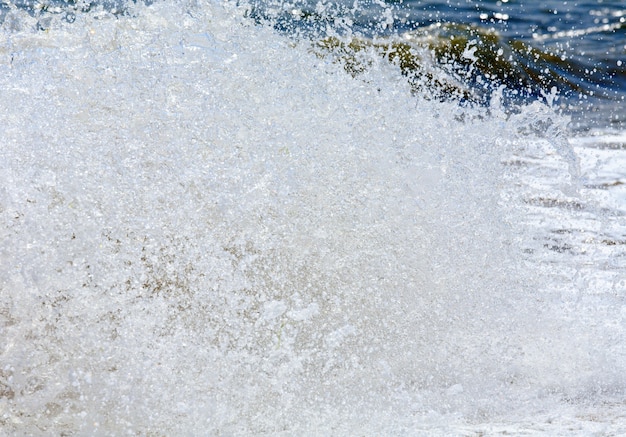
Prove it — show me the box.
[0,1,625,434]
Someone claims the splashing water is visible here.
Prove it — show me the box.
[0,0,625,434]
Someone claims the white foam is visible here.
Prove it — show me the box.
[0,1,625,434]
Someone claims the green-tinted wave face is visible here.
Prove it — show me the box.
[412,24,581,94]
[313,36,473,103]
[314,22,618,110]
[416,23,623,102]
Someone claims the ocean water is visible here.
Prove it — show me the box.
[0,0,625,435]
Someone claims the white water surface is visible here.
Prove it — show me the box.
[0,1,625,435]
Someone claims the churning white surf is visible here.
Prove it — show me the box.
[0,0,624,434]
